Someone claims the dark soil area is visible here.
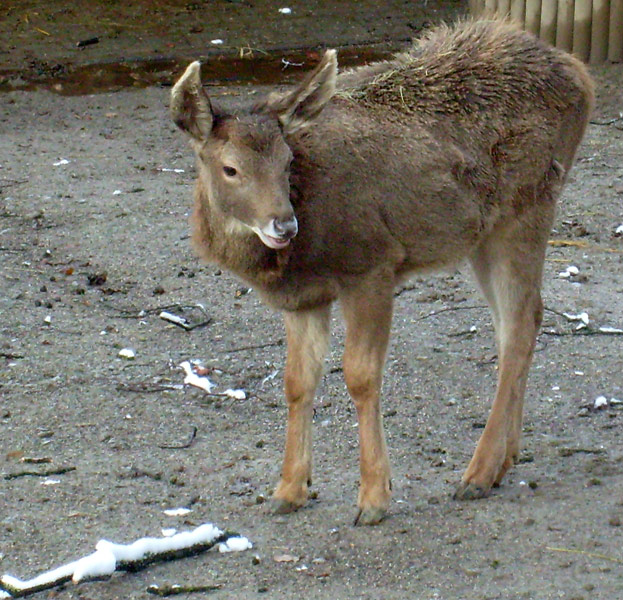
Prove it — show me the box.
[1,2,623,599]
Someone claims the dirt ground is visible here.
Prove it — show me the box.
[2,2,623,599]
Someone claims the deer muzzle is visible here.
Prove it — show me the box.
[253,215,298,250]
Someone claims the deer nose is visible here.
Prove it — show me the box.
[272,215,298,239]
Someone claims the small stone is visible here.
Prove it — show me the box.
[252,554,261,565]
[608,516,621,527]
[153,285,166,295]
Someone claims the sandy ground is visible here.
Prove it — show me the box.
[2,2,623,599]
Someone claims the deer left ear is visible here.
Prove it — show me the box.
[270,50,337,136]
[170,61,214,141]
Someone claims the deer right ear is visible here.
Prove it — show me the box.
[270,49,337,135]
[170,61,213,141]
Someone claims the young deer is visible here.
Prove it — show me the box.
[171,19,594,525]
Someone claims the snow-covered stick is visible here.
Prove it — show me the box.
[0,524,251,598]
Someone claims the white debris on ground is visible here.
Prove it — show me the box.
[159,311,190,328]
[0,524,251,596]
[53,158,70,166]
[112,189,122,195]
[180,361,216,393]
[262,369,279,386]
[594,396,623,409]
[211,39,224,44]
[278,7,292,14]
[159,167,185,173]
[118,348,136,360]
[558,265,580,279]
[615,224,623,236]
[163,507,192,517]
[179,361,246,399]
[562,311,589,330]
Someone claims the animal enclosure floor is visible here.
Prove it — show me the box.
[2,3,623,600]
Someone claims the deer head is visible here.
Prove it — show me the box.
[170,51,337,250]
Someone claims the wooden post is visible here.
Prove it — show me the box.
[541,1,559,44]
[573,0,593,62]
[557,0,576,51]
[591,0,610,62]
[525,0,543,34]
[510,0,526,26]
[609,0,623,60]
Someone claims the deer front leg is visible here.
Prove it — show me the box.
[272,304,331,514]
[340,282,394,525]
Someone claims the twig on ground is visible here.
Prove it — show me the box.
[222,339,283,353]
[0,525,250,598]
[546,546,623,564]
[159,311,211,331]
[3,467,76,481]
[116,382,182,394]
[158,427,198,450]
[146,583,223,596]
[414,305,487,322]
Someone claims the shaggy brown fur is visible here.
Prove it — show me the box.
[171,19,594,525]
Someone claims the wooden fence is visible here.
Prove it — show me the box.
[469,0,623,62]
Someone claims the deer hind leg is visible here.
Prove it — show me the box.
[455,199,555,500]
[340,278,394,525]
[272,305,331,514]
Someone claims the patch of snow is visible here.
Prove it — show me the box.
[278,7,292,13]
[112,190,122,195]
[218,536,253,553]
[563,311,589,328]
[211,39,224,45]
[40,479,60,486]
[118,348,136,359]
[53,158,69,166]
[224,388,246,400]
[161,528,177,537]
[599,326,623,334]
[615,224,623,235]
[72,548,116,582]
[160,168,185,173]
[1,560,79,592]
[594,396,608,409]
[1,523,240,593]
[558,265,579,278]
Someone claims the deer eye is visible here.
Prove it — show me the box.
[223,166,237,177]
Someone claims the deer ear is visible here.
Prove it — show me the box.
[171,61,213,141]
[271,50,337,135]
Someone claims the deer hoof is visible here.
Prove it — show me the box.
[353,506,387,526]
[453,480,491,501]
[271,497,303,515]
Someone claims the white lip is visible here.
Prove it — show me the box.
[253,228,292,250]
